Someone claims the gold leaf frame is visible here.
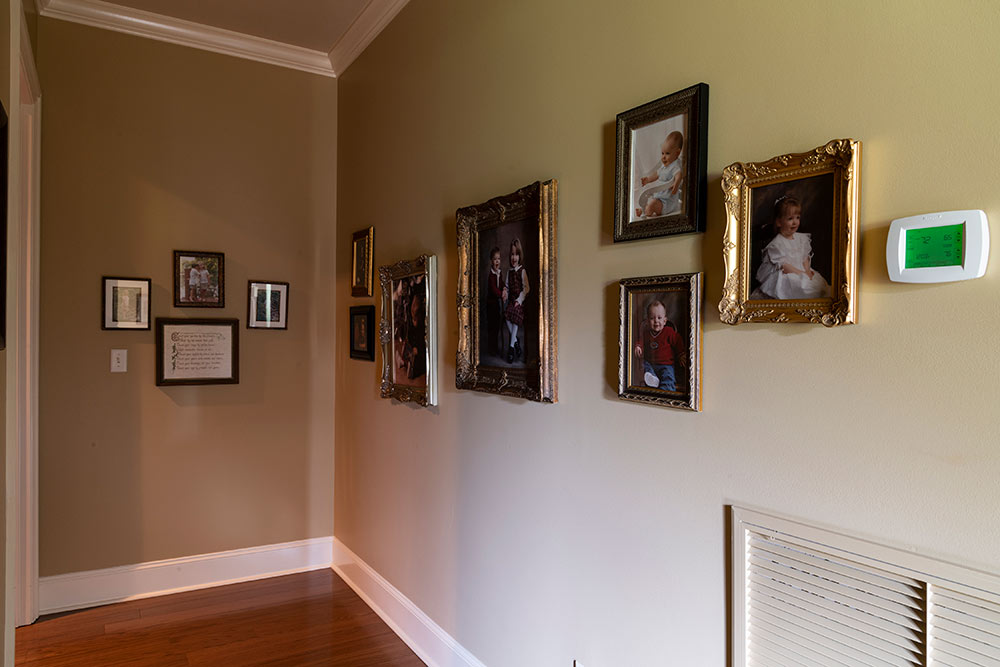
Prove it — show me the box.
[378,254,438,406]
[456,180,558,402]
[351,226,374,297]
[719,139,861,326]
[618,272,702,412]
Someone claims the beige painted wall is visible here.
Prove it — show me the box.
[1,0,10,658]
[336,1,1000,664]
[36,19,337,575]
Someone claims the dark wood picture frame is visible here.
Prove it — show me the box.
[155,318,239,386]
[618,272,703,411]
[456,180,558,403]
[247,280,289,330]
[173,250,225,308]
[101,276,151,330]
[614,83,709,242]
[349,305,375,361]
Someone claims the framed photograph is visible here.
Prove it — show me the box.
[352,227,374,297]
[350,305,375,361]
[173,250,224,308]
[155,318,239,386]
[614,83,709,242]
[247,280,288,330]
[456,180,557,403]
[719,139,861,326]
[102,276,151,330]
[618,273,702,411]
[379,254,437,406]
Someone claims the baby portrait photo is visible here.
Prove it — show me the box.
[630,113,687,223]
[614,83,708,241]
[478,220,537,369]
[618,273,702,411]
[627,290,689,394]
[391,273,428,387]
[748,173,835,301]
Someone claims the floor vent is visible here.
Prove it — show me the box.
[732,506,1000,667]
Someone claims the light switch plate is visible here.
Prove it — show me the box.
[111,349,127,373]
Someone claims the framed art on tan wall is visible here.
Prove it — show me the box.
[247,280,288,330]
[719,139,861,326]
[618,272,702,411]
[456,180,558,403]
[155,318,239,386]
[352,226,374,297]
[614,83,709,242]
[379,254,437,406]
[174,250,224,308]
[102,276,151,330]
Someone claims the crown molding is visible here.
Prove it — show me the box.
[328,0,409,75]
[37,0,337,78]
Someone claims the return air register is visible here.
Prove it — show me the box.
[732,506,1000,666]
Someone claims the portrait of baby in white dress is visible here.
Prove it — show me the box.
[749,173,835,301]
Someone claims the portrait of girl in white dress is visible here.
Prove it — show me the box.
[749,174,834,301]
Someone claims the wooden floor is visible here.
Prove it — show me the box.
[16,569,425,666]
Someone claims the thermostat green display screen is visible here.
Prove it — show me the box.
[905,223,964,269]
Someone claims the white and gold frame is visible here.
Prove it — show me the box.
[720,139,861,326]
[379,254,437,406]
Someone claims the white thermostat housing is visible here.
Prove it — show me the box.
[886,209,989,283]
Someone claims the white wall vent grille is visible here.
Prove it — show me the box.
[733,506,1000,667]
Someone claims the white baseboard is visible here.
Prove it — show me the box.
[39,536,333,615]
[331,538,486,667]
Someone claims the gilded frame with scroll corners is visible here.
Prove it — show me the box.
[379,254,438,407]
[455,180,558,403]
[719,139,861,326]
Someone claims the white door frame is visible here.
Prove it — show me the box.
[12,7,41,629]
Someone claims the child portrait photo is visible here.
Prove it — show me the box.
[479,222,537,370]
[719,138,861,326]
[391,273,427,387]
[618,273,702,411]
[174,250,224,307]
[614,83,708,241]
[749,173,835,301]
[630,114,687,223]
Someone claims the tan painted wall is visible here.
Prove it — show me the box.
[336,1,1000,664]
[36,19,337,575]
[0,0,9,658]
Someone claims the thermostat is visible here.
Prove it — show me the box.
[887,210,989,283]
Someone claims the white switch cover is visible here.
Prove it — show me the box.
[111,349,127,373]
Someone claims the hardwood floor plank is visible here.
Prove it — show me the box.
[16,569,424,666]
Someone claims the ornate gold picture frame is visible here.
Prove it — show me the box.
[352,226,374,297]
[719,139,861,326]
[619,272,702,411]
[456,180,558,403]
[379,254,438,406]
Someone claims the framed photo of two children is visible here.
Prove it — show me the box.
[618,272,702,411]
[614,83,709,242]
[456,180,557,403]
[719,138,861,326]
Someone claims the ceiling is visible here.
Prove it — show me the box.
[35,0,408,77]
